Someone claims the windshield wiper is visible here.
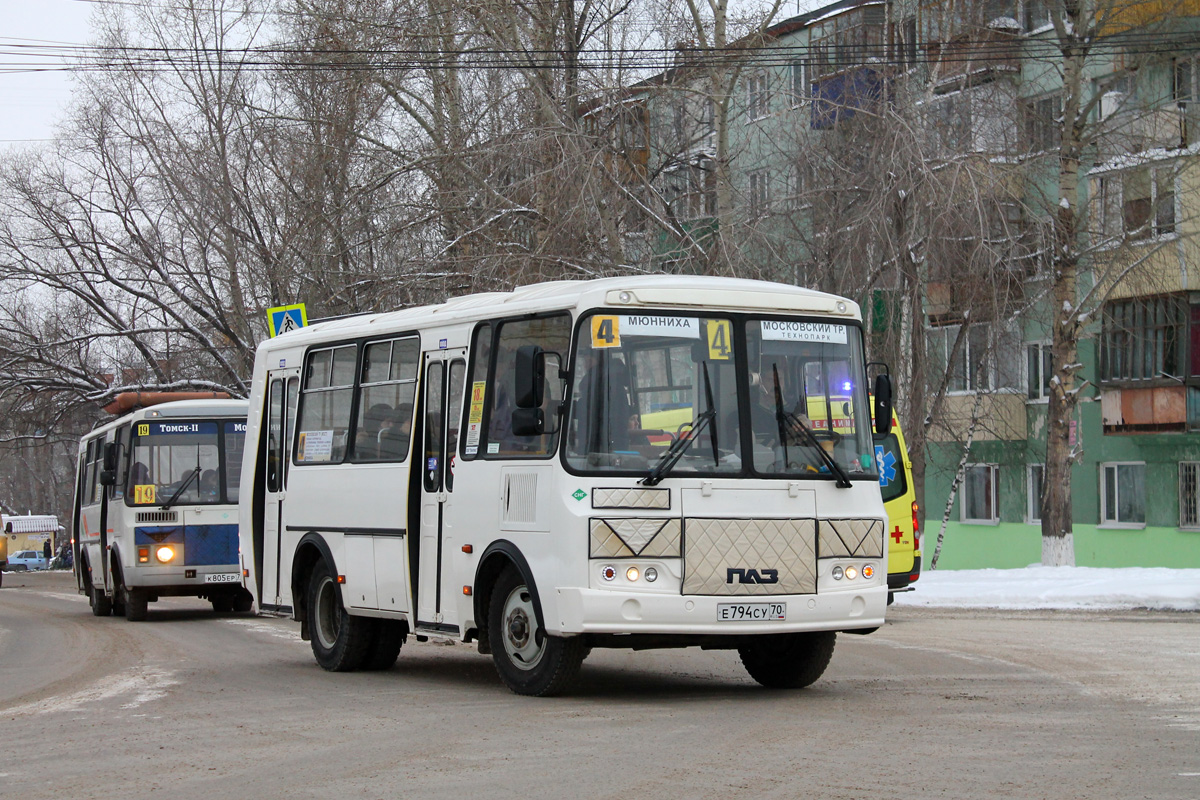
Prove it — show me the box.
[771,366,852,489]
[641,362,716,486]
[161,467,200,510]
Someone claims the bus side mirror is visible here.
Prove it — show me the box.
[873,374,893,436]
[515,345,545,409]
[99,470,116,486]
[103,441,120,471]
[511,407,545,436]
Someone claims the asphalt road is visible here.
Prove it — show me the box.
[2,571,1198,800]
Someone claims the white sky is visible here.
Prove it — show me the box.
[0,0,94,145]
[895,566,1200,611]
[0,0,833,146]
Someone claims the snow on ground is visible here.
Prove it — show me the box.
[894,566,1200,611]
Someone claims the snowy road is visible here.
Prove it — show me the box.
[1,571,1197,799]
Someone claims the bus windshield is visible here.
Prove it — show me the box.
[127,420,245,506]
[565,312,876,481]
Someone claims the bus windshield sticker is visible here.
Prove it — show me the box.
[141,422,219,436]
[297,430,334,462]
[760,320,848,344]
[591,315,620,348]
[620,315,699,339]
[465,381,486,455]
[133,485,156,504]
[706,319,732,360]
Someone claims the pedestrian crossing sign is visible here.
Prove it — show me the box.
[267,303,308,338]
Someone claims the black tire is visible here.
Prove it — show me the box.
[306,559,374,671]
[738,631,837,689]
[233,591,254,613]
[90,582,112,617]
[124,588,149,621]
[488,566,586,696]
[361,620,406,671]
[211,595,235,613]
[111,566,126,617]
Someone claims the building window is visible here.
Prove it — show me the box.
[747,73,769,121]
[1099,295,1185,382]
[1021,93,1061,152]
[962,464,999,523]
[748,170,770,218]
[1180,462,1200,528]
[785,162,812,209]
[928,323,1020,393]
[1028,463,1045,523]
[790,61,810,107]
[1026,342,1053,400]
[1175,56,1197,103]
[1096,167,1176,242]
[1100,462,1146,526]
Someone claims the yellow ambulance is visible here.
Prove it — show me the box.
[874,416,921,603]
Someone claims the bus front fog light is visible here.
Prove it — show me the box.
[862,564,875,579]
[601,565,616,582]
[844,566,858,580]
[832,566,844,580]
[155,546,176,564]
[626,566,640,582]
[644,567,658,582]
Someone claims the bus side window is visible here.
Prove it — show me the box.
[80,439,97,506]
[87,438,104,505]
[484,313,570,458]
[461,323,494,460]
[296,344,357,464]
[110,425,130,501]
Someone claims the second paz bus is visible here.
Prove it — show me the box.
[240,276,895,695]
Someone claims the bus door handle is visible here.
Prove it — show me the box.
[436,491,449,503]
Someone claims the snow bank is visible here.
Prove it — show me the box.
[894,566,1200,611]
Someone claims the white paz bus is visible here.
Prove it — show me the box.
[240,276,894,695]
[73,394,253,620]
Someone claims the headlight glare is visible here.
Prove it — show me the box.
[155,545,176,563]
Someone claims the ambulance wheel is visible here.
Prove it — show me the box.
[307,559,373,672]
[738,631,836,689]
[124,588,148,621]
[361,620,406,671]
[488,566,586,696]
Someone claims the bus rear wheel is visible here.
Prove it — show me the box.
[488,567,586,697]
[306,559,373,672]
[90,583,112,617]
[738,631,836,689]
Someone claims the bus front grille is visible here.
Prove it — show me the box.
[136,511,179,524]
[682,518,816,596]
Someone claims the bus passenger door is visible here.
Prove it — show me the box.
[417,352,466,629]
[262,369,299,609]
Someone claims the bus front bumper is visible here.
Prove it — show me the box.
[551,586,886,636]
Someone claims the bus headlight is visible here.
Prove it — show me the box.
[844,566,858,580]
[644,567,658,582]
[626,566,640,582]
[155,546,176,563]
[832,566,844,580]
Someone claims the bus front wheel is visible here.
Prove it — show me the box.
[488,566,586,697]
[306,559,373,672]
[738,631,836,689]
[124,588,148,621]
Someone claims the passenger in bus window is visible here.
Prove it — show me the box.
[378,404,412,459]
[356,403,392,459]
[199,469,219,499]
[130,461,150,487]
